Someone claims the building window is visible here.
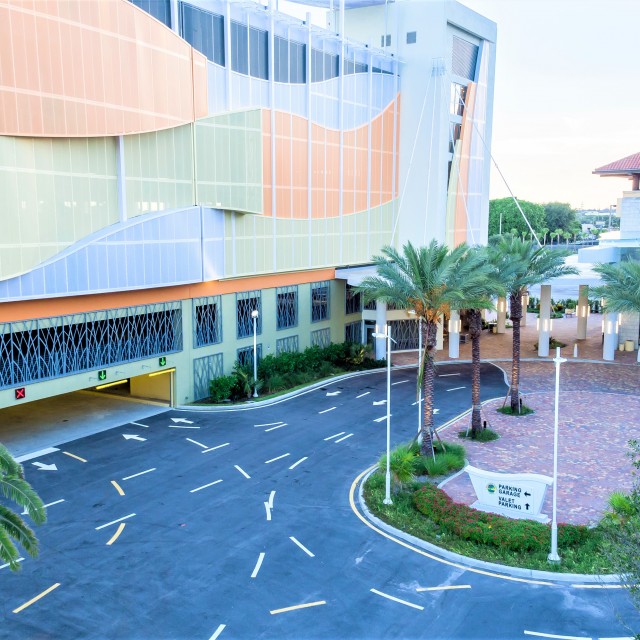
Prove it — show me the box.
[180,3,225,66]
[311,281,330,322]
[344,59,368,75]
[452,36,479,81]
[276,335,299,355]
[311,328,331,348]
[380,34,391,47]
[275,37,306,83]
[237,345,262,368]
[131,0,171,28]
[406,31,417,45]
[345,285,362,315]
[388,320,419,350]
[193,296,222,348]
[345,321,362,344]
[250,26,269,79]
[276,286,298,330]
[311,48,339,82]
[237,291,261,339]
[364,300,377,311]
[449,123,462,154]
[450,83,467,117]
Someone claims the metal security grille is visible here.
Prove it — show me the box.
[452,36,478,81]
[276,286,298,330]
[276,335,299,355]
[237,345,262,368]
[237,291,262,339]
[345,321,362,344]
[388,320,419,351]
[311,281,330,322]
[311,328,331,348]
[193,353,224,401]
[0,302,182,389]
[345,285,362,315]
[194,296,222,348]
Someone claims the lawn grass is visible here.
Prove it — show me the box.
[458,428,500,442]
[497,404,535,417]
[363,472,613,574]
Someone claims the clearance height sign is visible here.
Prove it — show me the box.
[465,465,553,523]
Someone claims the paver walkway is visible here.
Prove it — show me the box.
[391,313,640,526]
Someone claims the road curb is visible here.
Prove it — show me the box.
[355,467,622,585]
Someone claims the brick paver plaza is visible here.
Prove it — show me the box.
[392,311,640,525]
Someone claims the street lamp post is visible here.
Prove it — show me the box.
[373,324,396,505]
[548,346,566,563]
[251,309,259,398]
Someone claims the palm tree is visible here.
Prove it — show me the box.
[592,261,640,313]
[465,247,505,437]
[488,235,578,413]
[357,240,493,455]
[541,227,549,246]
[0,443,46,571]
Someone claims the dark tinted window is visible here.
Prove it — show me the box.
[180,3,225,66]
[131,0,171,28]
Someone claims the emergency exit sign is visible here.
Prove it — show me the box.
[159,357,167,367]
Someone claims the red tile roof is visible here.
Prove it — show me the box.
[594,152,640,174]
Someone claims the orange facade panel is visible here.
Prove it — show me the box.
[0,0,208,137]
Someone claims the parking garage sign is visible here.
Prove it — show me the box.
[465,465,552,523]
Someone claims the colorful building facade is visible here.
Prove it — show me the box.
[0,0,496,408]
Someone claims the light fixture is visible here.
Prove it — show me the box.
[149,368,175,377]
[96,379,128,390]
[252,310,260,398]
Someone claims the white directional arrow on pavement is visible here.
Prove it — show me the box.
[372,400,387,406]
[123,434,147,442]
[326,391,341,397]
[32,462,57,471]
[171,418,194,424]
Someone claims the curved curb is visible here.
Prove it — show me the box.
[354,467,622,586]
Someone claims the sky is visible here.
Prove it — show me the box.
[280,0,640,210]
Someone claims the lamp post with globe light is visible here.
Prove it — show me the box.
[251,309,259,398]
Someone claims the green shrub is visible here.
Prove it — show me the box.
[421,456,450,476]
[413,484,589,553]
[379,444,415,485]
[208,375,236,403]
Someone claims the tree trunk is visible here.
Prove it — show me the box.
[510,290,522,413]
[468,308,483,436]
[421,321,438,457]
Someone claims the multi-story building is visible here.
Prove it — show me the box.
[0,0,496,409]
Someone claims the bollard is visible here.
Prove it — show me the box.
[573,344,578,358]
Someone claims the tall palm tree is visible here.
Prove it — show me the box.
[488,235,578,413]
[0,443,46,571]
[465,247,505,437]
[357,240,493,455]
[592,261,640,313]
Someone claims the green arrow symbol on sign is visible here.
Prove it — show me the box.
[159,357,167,367]
[98,370,106,381]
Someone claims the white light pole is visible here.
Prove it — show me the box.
[251,309,259,398]
[548,346,566,563]
[373,324,396,505]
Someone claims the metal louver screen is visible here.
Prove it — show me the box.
[452,36,478,81]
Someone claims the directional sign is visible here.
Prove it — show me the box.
[14,387,25,400]
[98,370,107,381]
[32,462,57,471]
[465,465,552,523]
[171,418,194,425]
[326,391,341,397]
[123,434,146,442]
[159,356,167,367]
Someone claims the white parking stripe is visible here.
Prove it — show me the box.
[95,513,136,530]
[438,373,460,377]
[0,558,24,570]
[265,453,290,464]
[234,465,251,479]
[251,552,265,578]
[416,585,471,592]
[319,407,336,414]
[186,438,208,449]
[324,432,345,441]
[391,380,408,386]
[268,491,275,508]
[523,632,589,639]
[334,433,353,443]
[370,588,424,610]
[264,502,272,521]
[254,422,284,427]
[265,424,287,432]
[202,443,230,453]
[446,386,466,392]
[122,468,156,481]
[289,457,308,469]
[208,624,226,640]
[190,479,223,493]
[356,392,370,398]
[129,422,150,428]
[289,536,314,557]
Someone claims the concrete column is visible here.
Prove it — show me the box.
[538,285,552,357]
[448,311,460,359]
[497,297,507,334]
[577,284,589,340]
[603,312,620,361]
[521,291,529,327]
[436,315,444,351]
[375,301,387,360]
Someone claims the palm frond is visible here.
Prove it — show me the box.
[0,524,21,569]
[0,443,22,477]
[592,261,640,313]
[0,477,46,525]
[0,505,39,557]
